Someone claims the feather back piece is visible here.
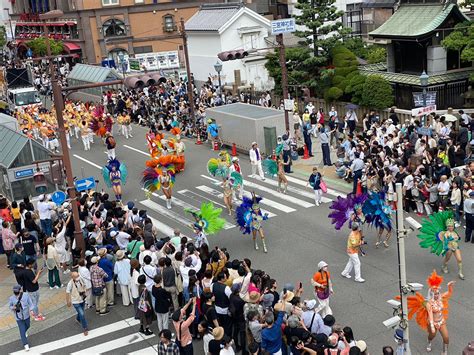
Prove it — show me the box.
[417,211,453,256]
[262,159,278,177]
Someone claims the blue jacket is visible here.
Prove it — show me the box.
[98,257,114,282]
[308,173,321,190]
[261,311,284,353]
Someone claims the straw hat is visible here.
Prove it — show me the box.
[98,248,107,257]
[212,326,224,341]
[248,291,260,304]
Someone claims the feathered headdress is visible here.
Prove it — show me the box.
[207,158,229,178]
[230,171,243,188]
[102,159,127,188]
[427,270,443,290]
[235,196,255,234]
[262,159,278,177]
[362,192,393,231]
[417,211,454,256]
[328,194,368,230]
[184,202,226,235]
[141,165,175,196]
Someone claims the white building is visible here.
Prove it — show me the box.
[1,4,14,40]
[185,3,275,92]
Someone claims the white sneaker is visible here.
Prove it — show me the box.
[24,345,30,351]
[54,286,59,289]
[455,222,460,228]
[316,202,320,206]
[341,272,351,279]
[355,278,365,283]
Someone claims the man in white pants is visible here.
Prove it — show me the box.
[249,142,265,180]
[341,223,365,283]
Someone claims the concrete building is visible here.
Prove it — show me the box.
[185,3,275,92]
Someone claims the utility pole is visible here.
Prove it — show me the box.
[276,33,289,132]
[180,18,195,124]
[40,10,85,255]
[395,182,411,355]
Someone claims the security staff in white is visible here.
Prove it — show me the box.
[249,142,265,180]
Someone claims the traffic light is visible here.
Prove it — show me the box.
[217,49,249,62]
[33,171,47,194]
[123,74,167,89]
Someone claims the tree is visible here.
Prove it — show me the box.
[324,87,343,102]
[265,47,314,96]
[26,37,63,57]
[345,74,367,105]
[323,45,359,100]
[361,75,394,109]
[0,26,6,48]
[293,0,351,63]
[367,46,387,64]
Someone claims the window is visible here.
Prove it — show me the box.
[133,46,153,54]
[243,34,258,50]
[163,15,176,32]
[102,0,119,6]
[102,19,126,37]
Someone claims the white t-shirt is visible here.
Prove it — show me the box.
[37,201,53,220]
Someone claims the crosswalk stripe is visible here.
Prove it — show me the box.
[128,345,159,355]
[139,199,194,229]
[202,175,314,208]
[10,318,139,355]
[283,175,347,198]
[73,154,102,169]
[178,189,228,209]
[124,144,150,157]
[70,332,155,355]
[140,188,234,230]
[247,175,332,203]
[195,185,278,217]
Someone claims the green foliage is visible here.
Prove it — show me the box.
[343,37,368,59]
[265,47,313,95]
[442,21,474,65]
[367,46,387,64]
[361,75,394,109]
[330,45,359,92]
[345,74,367,105]
[324,86,343,102]
[0,26,6,48]
[26,37,63,57]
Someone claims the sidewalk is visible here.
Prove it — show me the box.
[291,136,353,194]
[0,255,75,345]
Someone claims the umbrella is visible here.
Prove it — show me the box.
[443,114,458,122]
[345,103,359,110]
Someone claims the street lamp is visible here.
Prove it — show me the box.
[214,60,223,99]
[419,70,429,125]
[39,9,85,255]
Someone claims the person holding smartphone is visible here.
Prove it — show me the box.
[22,259,45,321]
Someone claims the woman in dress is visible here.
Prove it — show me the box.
[222,176,233,215]
[160,169,173,209]
[54,215,71,274]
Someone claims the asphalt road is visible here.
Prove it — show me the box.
[2,124,473,354]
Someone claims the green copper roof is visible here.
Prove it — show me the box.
[370,4,467,38]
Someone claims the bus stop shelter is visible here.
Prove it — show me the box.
[67,64,122,102]
[0,125,59,201]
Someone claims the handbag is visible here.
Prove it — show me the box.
[138,289,149,312]
[175,268,184,293]
[92,286,104,296]
[320,179,328,194]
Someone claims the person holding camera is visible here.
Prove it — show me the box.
[66,272,89,336]
[8,284,35,351]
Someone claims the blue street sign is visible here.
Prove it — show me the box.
[75,177,96,192]
[271,18,296,35]
[14,168,35,179]
[51,190,67,205]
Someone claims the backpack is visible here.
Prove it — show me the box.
[108,136,116,148]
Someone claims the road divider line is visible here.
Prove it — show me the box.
[203,175,314,208]
[128,345,159,355]
[71,332,154,355]
[124,144,150,157]
[10,318,139,354]
[195,185,277,217]
[139,199,196,230]
[247,175,332,203]
[178,189,227,209]
[73,154,102,169]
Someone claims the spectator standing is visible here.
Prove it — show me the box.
[65,272,89,336]
[345,109,358,135]
[45,237,62,289]
[37,194,53,237]
[114,250,131,306]
[158,329,179,355]
[211,272,232,336]
[152,274,172,331]
[129,259,141,316]
[9,284,35,351]
[11,243,26,286]
[249,142,265,181]
[172,297,197,355]
[22,259,45,321]
[77,259,92,308]
[98,248,115,306]
[308,167,323,206]
[261,304,285,355]
[320,127,332,166]
[90,256,109,315]
[20,229,40,270]
[464,191,474,243]
[2,221,18,268]
[136,275,154,335]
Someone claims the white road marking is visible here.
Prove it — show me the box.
[139,199,194,229]
[71,332,155,355]
[124,144,150,156]
[128,345,159,355]
[10,318,139,354]
[202,175,314,208]
[140,188,234,229]
[247,175,332,203]
[178,189,227,209]
[283,175,347,198]
[195,185,277,217]
[73,154,102,169]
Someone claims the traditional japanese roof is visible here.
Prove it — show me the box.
[361,0,396,8]
[0,125,28,168]
[185,4,243,32]
[370,3,469,39]
[67,64,121,83]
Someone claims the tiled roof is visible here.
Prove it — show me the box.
[185,4,242,32]
[67,64,120,83]
[370,4,467,38]
[0,125,28,168]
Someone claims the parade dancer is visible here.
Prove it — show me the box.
[362,191,393,249]
[185,202,225,246]
[229,157,244,200]
[102,159,128,202]
[105,132,116,160]
[236,193,269,253]
[142,164,176,209]
[249,142,265,180]
[417,211,464,280]
[80,120,90,151]
[160,170,173,209]
[262,157,288,194]
[341,223,365,283]
[222,176,233,216]
[401,270,454,354]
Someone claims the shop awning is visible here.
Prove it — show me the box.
[370,3,470,39]
[63,42,81,52]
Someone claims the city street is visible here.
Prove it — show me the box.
[1,124,473,354]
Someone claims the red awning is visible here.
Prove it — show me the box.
[63,42,81,52]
